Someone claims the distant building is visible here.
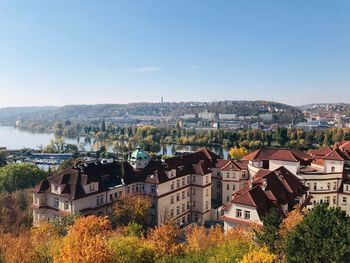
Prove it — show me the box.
[198,110,216,120]
[259,113,273,121]
[218,113,237,120]
[295,120,331,131]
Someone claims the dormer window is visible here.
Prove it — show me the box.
[90,184,96,191]
[54,184,58,192]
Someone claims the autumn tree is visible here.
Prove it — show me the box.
[108,236,155,263]
[146,221,183,258]
[113,195,152,227]
[229,146,248,160]
[54,215,112,263]
[240,247,277,263]
[31,223,60,263]
[0,231,34,263]
[185,224,225,254]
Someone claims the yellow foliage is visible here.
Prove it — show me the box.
[240,247,277,263]
[229,147,249,160]
[54,215,112,263]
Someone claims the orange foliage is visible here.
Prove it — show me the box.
[279,206,306,238]
[146,221,183,258]
[185,224,226,253]
[0,231,34,263]
[54,215,112,263]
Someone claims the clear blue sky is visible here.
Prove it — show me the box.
[0,0,349,107]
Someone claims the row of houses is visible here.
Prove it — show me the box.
[33,142,350,230]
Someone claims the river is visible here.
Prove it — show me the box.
[0,126,229,158]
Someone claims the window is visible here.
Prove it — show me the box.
[187,202,190,210]
[64,201,69,210]
[206,189,209,197]
[244,211,251,219]
[343,197,347,205]
[182,204,185,212]
[193,188,196,195]
[176,206,180,215]
[226,172,230,178]
[177,180,180,188]
[236,209,242,218]
[151,185,156,194]
[333,182,337,190]
[313,183,317,191]
[346,185,349,192]
[333,196,336,204]
[194,214,198,222]
[187,176,190,184]
[226,196,230,202]
[325,196,330,203]
[182,217,185,224]
[193,201,196,207]
[127,187,130,194]
[331,166,335,173]
[176,194,180,202]
[132,185,135,192]
[109,194,113,201]
[205,201,209,210]
[136,184,139,192]
[187,190,190,197]
[96,195,104,206]
[171,182,175,190]
[193,175,196,182]
[232,185,236,191]
[226,184,230,190]
[217,171,221,177]
[53,198,59,208]
[217,182,221,189]
[114,193,118,198]
[242,172,246,179]
[327,183,331,190]
[89,184,95,191]
[182,191,185,199]
[170,196,174,204]
[170,209,174,218]
[206,176,209,184]
[187,214,190,223]
[182,178,185,186]
[54,184,58,192]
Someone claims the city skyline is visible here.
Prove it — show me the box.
[0,0,349,107]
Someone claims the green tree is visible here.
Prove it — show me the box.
[255,208,282,253]
[285,204,350,263]
[0,163,47,193]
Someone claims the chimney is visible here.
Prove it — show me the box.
[249,178,254,189]
[262,178,267,191]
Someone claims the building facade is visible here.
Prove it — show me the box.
[33,148,249,226]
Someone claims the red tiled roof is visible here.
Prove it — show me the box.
[219,215,255,226]
[309,146,333,158]
[230,166,307,219]
[268,149,313,162]
[323,148,350,161]
[243,148,278,161]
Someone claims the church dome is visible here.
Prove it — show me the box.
[130,146,149,161]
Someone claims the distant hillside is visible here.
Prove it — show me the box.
[0,101,303,125]
[298,103,350,115]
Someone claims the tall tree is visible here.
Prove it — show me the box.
[285,204,350,263]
